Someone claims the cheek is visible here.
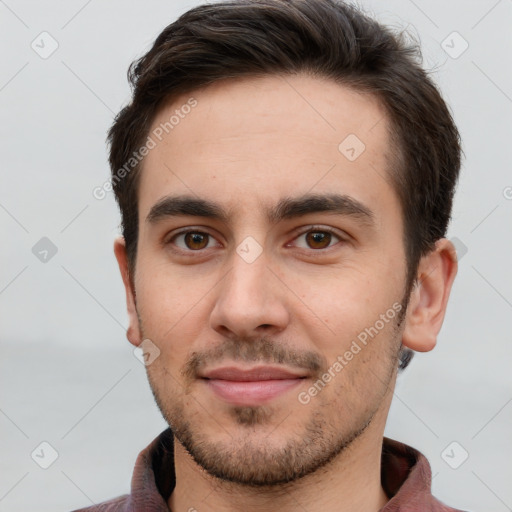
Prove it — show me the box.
[293,269,394,334]
[135,257,204,323]
[134,277,206,366]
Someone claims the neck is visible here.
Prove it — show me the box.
[168,414,390,512]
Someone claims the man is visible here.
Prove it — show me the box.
[75,0,465,510]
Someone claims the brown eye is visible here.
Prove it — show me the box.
[169,231,216,251]
[305,231,333,249]
[183,232,210,250]
[292,228,342,251]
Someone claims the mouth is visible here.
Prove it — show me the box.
[199,365,308,406]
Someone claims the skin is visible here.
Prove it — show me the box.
[114,73,458,512]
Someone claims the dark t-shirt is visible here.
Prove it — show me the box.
[71,428,467,511]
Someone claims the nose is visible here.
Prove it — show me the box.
[209,250,290,340]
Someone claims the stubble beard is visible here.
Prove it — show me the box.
[164,395,376,487]
[144,329,404,487]
[138,281,409,487]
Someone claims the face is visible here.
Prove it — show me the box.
[127,74,410,485]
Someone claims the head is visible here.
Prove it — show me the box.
[111,0,460,487]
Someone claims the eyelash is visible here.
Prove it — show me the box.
[287,226,343,251]
[165,226,345,255]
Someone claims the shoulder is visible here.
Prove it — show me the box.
[70,494,129,512]
[431,494,472,512]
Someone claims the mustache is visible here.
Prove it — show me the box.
[182,336,327,381]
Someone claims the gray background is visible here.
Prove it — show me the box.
[1,0,511,511]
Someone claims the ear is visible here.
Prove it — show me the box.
[114,236,143,348]
[402,238,458,352]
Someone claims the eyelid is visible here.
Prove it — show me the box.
[287,225,347,248]
[164,224,348,254]
[164,227,223,251]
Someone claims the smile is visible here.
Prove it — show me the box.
[199,365,308,406]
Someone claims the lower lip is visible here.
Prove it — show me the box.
[204,378,304,406]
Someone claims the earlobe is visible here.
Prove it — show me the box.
[113,236,143,347]
[402,238,458,353]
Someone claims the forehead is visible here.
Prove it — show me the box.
[138,73,398,226]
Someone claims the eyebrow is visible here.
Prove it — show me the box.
[146,193,375,227]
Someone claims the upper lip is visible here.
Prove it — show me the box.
[200,366,308,381]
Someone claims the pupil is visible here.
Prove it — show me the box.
[187,233,207,249]
[307,232,330,248]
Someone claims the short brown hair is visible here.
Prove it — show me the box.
[108,0,462,369]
